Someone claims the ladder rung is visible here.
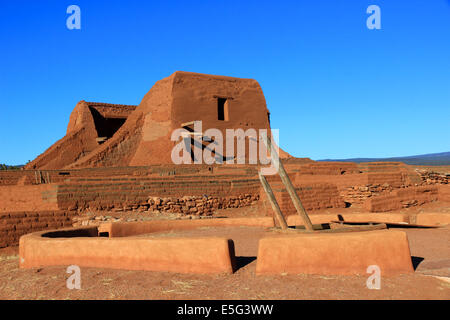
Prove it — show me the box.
[180,132,203,137]
[181,121,196,127]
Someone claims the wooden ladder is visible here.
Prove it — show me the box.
[259,137,314,231]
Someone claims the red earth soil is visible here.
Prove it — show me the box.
[0,223,448,300]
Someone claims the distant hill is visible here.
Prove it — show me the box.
[319,151,450,166]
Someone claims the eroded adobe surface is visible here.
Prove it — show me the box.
[25,101,137,170]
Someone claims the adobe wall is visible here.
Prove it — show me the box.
[0,164,257,186]
[56,175,261,214]
[0,171,25,186]
[262,164,351,214]
[283,162,426,208]
[65,77,171,168]
[438,185,450,202]
[26,101,138,170]
[0,161,446,219]
[25,101,99,170]
[19,227,236,274]
[272,183,346,214]
[24,128,98,171]
[416,169,450,185]
[286,162,361,175]
[130,71,272,167]
[290,162,415,189]
[171,72,269,130]
[0,184,59,212]
[0,210,76,248]
[0,163,448,248]
[29,72,284,170]
[364,185,439,212]
[256,230,414,276]
[86,102,136,120]
[0,165,262,215]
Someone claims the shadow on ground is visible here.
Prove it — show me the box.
[234,256,256,271]
[411,256,425,270]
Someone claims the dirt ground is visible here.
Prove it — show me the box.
[0,223,449,300]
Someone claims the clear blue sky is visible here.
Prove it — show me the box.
[1,0,449,165]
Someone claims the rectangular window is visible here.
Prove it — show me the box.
[217,98,229,121]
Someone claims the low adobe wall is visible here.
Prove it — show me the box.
[0,165,258,186]
[273,183,346,213]
[286,212,450,226]
[0,184,59,212]
[287,213,410,225]
[438,185,450,202]
[256,230,414,276]
[56,177,261,213]
[0,210,77,248]
[101,217,274,237]
[364,185,439,212]
[415,213,450,226]
[19,216,423,276]
[0,162,436,215]
[19,217,274,274]
[284,162,360,175]
[0,167,262,215]
[19,227,235,274]
[260,182,346,215]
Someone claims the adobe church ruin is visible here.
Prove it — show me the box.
[1,71,449,248]
[26,71,283,170]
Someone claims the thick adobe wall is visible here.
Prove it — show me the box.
[25,101,98,170]
[347,163,443,212]
[103,217,274,238]
[86,102,137,124]
[25,101,137,170]
[290,162,414,189]
[257,161,444,214]
[0,164,258,187]
[438,185,450,202]
[128,74,176,166]
[272,183,346,214]
[171,71,269,128]
[20,231,236,274]
[131,71,275,166]
[0,161,427,216]
[364,185,439,212]
[56,174,261,214]
[256,230,414,276]
[0,161,443,218]
[170,72,269,131]
[67,76,174,168]
[280,162,424,208]
[169,71,271,164]
[25,71,290,170]
[64,71,289,168]
[54,162,349,214]
[0,210,76,248]
[0,171,26,186]
[263,166,348,214]
[0,166,262,215]
[363,162,421,187]
[0,184,60,212]
[288,162,361,175]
